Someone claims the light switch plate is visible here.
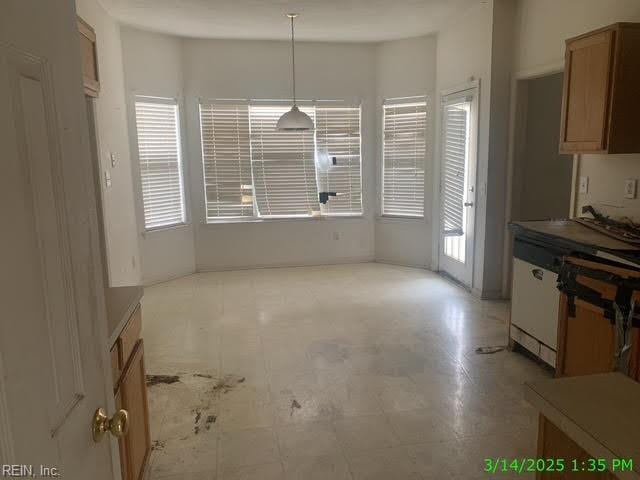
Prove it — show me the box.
[624,178,637,199]
[110,152,117,168]
[104,170,112,188]
[579,176,589,194]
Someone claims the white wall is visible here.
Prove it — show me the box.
[183,39,377,271]
[512,73,573,221]
[374,36,437,268]
[76,0,142,286]
[120,27,196,284]
[514,0,640,221]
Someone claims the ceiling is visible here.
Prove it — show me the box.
[101,0,481,42]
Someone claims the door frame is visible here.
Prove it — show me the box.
[435,79,480,288]
[501,61,575,299]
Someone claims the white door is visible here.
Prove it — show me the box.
[0,1,116,478]
[438,86,479,287]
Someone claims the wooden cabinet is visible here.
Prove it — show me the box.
[112,304,151,480]
[537,415,618,479]
[120,340,151,480]
[556,257,640,380]
[77,16,100,97]
[559,23,640,154]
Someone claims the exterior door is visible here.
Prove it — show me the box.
[0,1,115,478]
[438,86,479,287]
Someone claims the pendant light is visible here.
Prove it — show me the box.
[277,13,314,131]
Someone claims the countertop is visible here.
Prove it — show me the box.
[105,285,143,347]
[510,220,640,266]
[525,373,640,480]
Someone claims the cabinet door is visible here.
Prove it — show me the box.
[560,29,614,152]
[537,415,617,479]
[77,16,100,97]
[121,340,151,480]
[557,296,617,377]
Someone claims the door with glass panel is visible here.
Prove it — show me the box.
[438,87,478,287]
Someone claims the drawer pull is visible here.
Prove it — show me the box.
[532,269,544,280]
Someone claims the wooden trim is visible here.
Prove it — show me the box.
[565,256,640,278]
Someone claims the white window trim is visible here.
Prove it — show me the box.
[379,94,430,220]
[198,98,365,224]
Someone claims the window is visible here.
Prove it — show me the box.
[381,99,427,217]
[316,106,363,215]
[199,101,362,221]
[442,94,473,263]
[249,105,319,217]
[199,103,253,219]
[134,96,186,230]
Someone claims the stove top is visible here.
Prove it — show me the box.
[574,217,640,246]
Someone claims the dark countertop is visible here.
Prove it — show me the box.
[105,285,143,346]
[510,220,640,266]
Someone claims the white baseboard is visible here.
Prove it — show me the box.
[472,287,504,300]
[195,256,375,273]
[374,259,432,270]
[143,268,197,286]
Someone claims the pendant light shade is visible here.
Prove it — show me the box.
[278,13,314,131]
[276,105,314,131]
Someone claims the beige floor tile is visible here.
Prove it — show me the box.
[219,462,284,480]
[218,427,280,476]
[334,414,400,456]
[283,453,352,480]
[150,433,217,478]
[276,422,341,460]
[387,408,458,445]
[142,264,549,480]
[347,446,421,480]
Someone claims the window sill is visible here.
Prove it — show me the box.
[204,214,365,225]
[376,215,427,224]
[143,222,191,235]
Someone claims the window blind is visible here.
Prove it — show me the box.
[441,99,470,236]
[382,100,427,217]
[249,105,320,217]
[134,97,186,230]
[315,106,362,215]
[199,103,253,220]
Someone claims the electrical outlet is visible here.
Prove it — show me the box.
[110,152,117,168]
[624,178,637,199]
[579,176,589,194]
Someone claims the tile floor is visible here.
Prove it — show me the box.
[141,263,551,480]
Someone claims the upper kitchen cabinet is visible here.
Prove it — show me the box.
[77,16,100,97]
[559,23,640,154]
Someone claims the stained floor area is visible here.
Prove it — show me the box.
[141,263,550,480]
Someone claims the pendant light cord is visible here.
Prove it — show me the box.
[290,15,297,105]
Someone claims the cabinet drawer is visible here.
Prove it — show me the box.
[119,304,141,368]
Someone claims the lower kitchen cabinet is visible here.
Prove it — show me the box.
[556,257,640,380]
[119,340,151,480]
[111,304,151,480]
[537,415,618,479]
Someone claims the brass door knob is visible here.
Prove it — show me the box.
[92,408,129,443]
